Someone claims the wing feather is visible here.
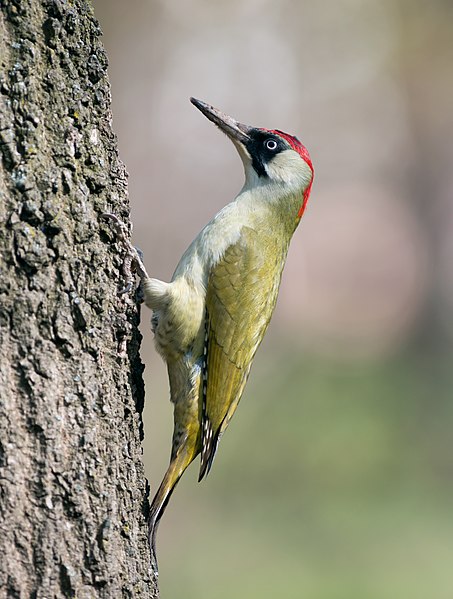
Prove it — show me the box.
[199,226,284,479]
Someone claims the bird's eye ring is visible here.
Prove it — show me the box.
[265,139,278,151]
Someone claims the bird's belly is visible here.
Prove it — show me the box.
[153,282,205,362]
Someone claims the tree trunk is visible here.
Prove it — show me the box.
[0,0,158,596]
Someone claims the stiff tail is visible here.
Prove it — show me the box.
[148,442,199,566]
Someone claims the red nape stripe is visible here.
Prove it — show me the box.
[268,129,314,218]
[298,179,313,218]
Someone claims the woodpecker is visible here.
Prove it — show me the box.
[110,98,314,562]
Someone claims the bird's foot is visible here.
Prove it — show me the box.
[102,213,150,293]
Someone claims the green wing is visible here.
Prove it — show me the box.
[198,226,284,480]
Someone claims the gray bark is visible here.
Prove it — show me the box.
[0,0,158,596]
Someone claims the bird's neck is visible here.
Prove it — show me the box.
[237,183,303,239]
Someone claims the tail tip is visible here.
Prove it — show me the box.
[148,519,159,573]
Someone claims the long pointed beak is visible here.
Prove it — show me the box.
[190,97,252,145]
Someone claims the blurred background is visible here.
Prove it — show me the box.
[93,1,453,597]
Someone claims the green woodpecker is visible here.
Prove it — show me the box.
[123,98,314,559]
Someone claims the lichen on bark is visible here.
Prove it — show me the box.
[0,0,157,596]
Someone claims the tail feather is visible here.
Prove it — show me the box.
[149,443,198,567]
[148,474,178,568]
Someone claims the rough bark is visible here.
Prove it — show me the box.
[0,0,158,596]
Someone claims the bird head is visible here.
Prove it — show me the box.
[190,97,314,218]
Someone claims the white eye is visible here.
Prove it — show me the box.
[265,139,278,151]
